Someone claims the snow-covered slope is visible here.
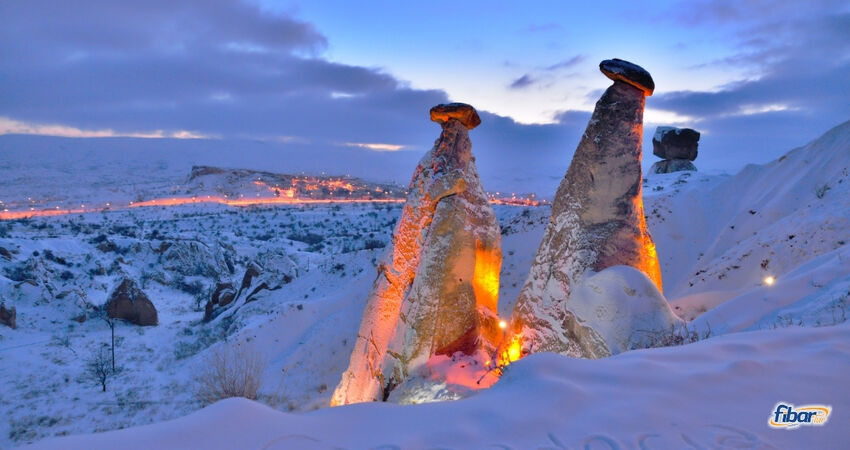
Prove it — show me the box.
[646,119,850,332]
[28,322,850,449]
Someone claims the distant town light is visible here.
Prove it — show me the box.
[764,275,776,286]
[498,320,507,329]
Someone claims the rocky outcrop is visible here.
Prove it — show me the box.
[105,278,158,326]
[332,103,502,405]
[0,303,16,329]
[160,240,235,278]
[650,159,697,173]
[650,127,700,173]
[211,282,237,307]
[507,59,666,360]
[204,251,297,322]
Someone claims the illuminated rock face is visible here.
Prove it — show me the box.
[332,104,501,405]
[509,60,667,359]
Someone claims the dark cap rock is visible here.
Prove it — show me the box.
[430,103,481,130]
[652,126,700,160]
[599,59,655,96]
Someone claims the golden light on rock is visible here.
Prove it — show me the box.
[473,243,501,313]
[640,235,664,293]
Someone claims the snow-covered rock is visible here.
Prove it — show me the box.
[160,240,235,279]
[563,265,683,355]
[332,103,502,405]
[509,59,666,359]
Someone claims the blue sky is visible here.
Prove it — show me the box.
[1,0,848,194]
[277,0,751,123]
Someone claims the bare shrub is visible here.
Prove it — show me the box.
[87,346,113,392]
[634,322,713,349]
[815,183,831,199]
[195,343,267,405]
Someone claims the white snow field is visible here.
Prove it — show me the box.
[1,120,848,448]
[27,322,850,449]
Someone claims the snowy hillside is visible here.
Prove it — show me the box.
[645,120,850,334]
[1,120,849,448]
[28,322,850,449]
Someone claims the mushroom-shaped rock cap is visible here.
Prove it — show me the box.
[599,59,655,96]
[430,103,482,130]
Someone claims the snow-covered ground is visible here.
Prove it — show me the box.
[2,120,849,448]
[28,322,850,449]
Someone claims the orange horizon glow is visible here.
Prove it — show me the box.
[1,194,545,221]
[0,195,405,220]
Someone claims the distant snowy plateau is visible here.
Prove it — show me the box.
[1,121,849,448]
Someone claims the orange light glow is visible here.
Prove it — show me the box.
[496,335,523,366]
[0,187,544,221]
[638,234,664,293]
[506,338,522,363]
[472,243,501,313]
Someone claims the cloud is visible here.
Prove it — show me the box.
[1,0,847,198]
[0,0,589,196]
[344,142,407,152]
[0,0,446,146]
[0,116,210,139]
[643,3,850,170]
[545,55,586,71]
[508,74,536,90]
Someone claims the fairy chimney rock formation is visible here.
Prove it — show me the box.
[332,103,502,405]
[650,126,701,173]
[508,58,671,360]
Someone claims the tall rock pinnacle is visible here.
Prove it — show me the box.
[332,103,502,405]
[506,59,669,360]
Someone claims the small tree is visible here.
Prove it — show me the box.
[88,346,112,392]
[195,343,267,405]
[102,315,116,372]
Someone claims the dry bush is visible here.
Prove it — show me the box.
[634,322,713,349]
[195,343,267,405]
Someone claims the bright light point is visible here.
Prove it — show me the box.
[764,275,775,286]
[498,320,507,329]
